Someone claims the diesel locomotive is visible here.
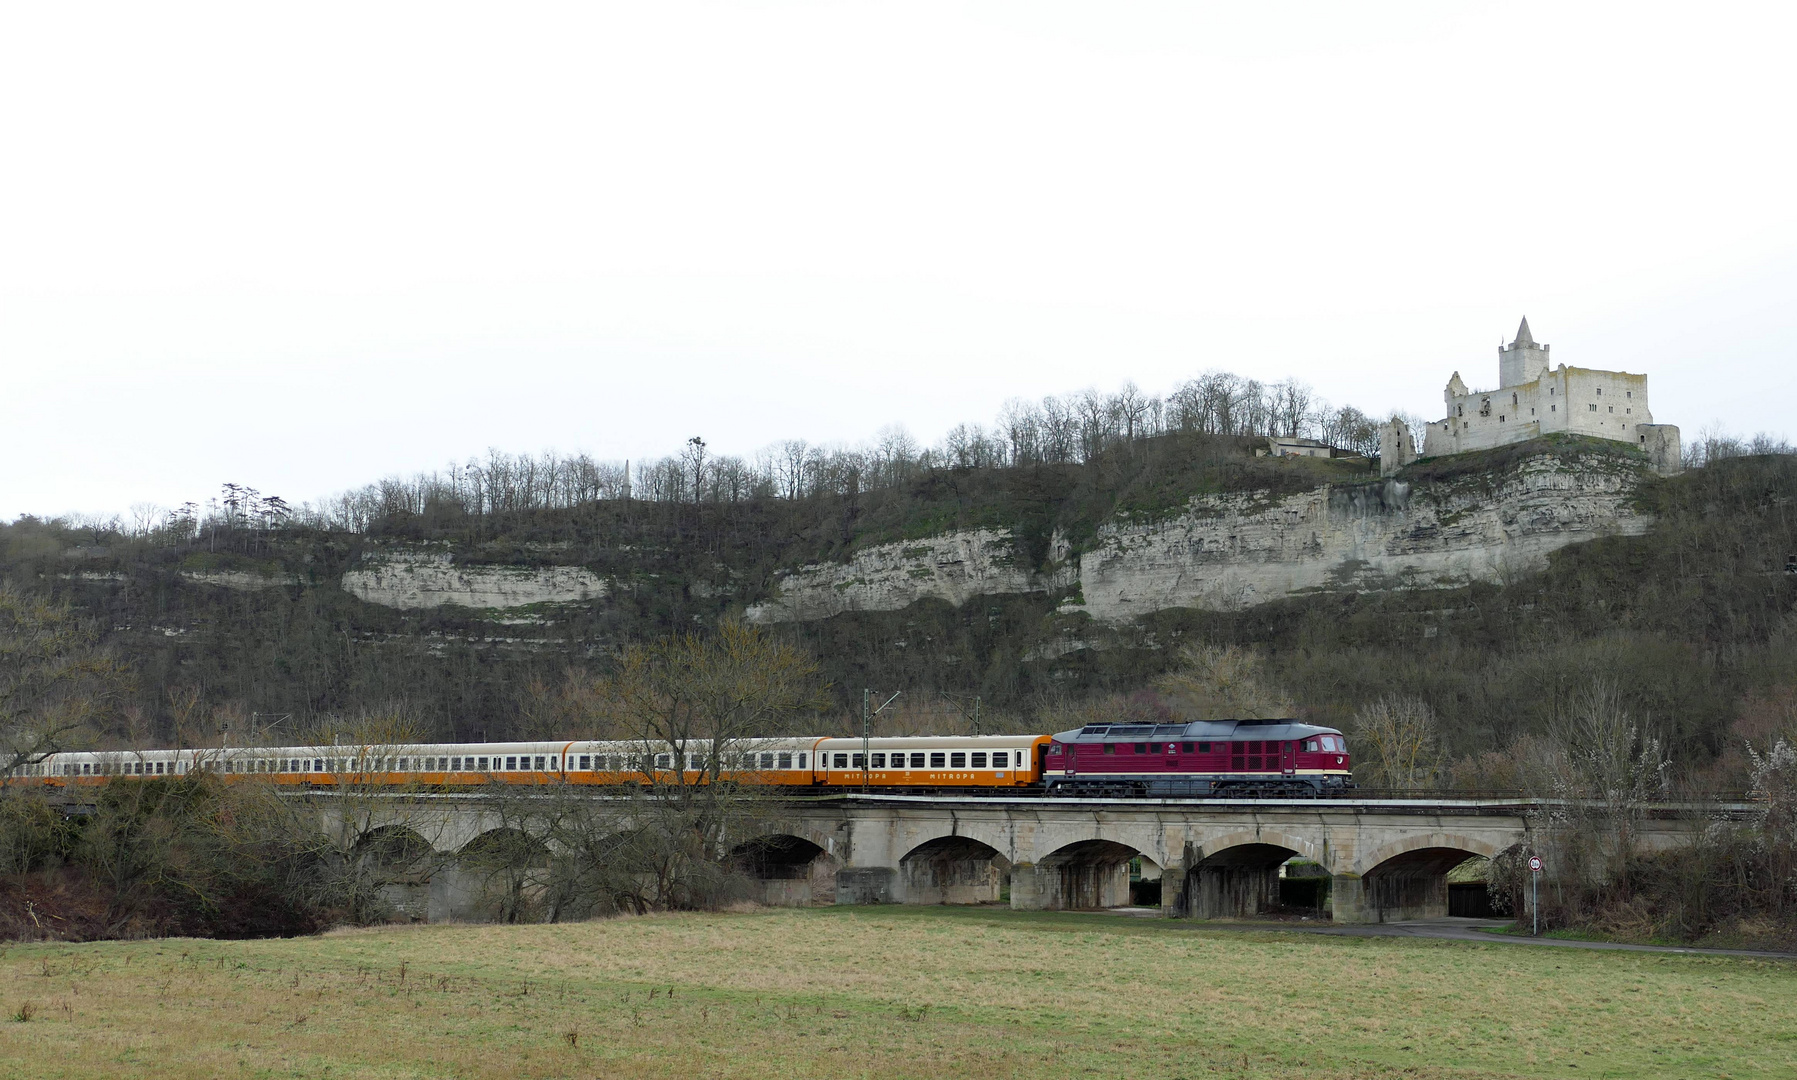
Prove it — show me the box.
[7,718,1352,798]
[1044,718,1352,797]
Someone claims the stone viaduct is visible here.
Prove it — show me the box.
[324,793,1731,925]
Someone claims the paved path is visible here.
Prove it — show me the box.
[1164,914,1797,960]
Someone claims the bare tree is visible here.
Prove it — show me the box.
[681,437,709,502]
[1154,644,1293,720]
[0,584,127,771]
[598,620,828,785]
[1349,695,1442,790]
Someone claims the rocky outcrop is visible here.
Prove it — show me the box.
[747,529,1069,623]
[1077,457,1648,621]
[748,454,1650,625]
[181,569,293,591]
[343,551,607,611]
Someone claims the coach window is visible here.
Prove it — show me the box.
[778,752,793,769]
[833,753,849,768]
[870,753,885,768]
[948,752,965,768]
[929,752,946,768]
[797,753,808,769]
[478,757,490,770]
[970,752,987,768]
[501,756,514,770]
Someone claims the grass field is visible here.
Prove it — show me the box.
[1,907,1792,1080]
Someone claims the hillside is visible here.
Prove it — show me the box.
[5,433,1795,775]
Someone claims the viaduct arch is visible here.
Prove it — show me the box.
[300,793,1729,925]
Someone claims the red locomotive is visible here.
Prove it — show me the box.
[1043,718,1352,797]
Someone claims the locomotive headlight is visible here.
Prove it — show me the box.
[1335,756,1343,765]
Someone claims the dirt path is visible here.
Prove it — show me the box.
[1174,914,1797,960]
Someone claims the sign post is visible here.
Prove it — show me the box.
[1527,854,1543,936]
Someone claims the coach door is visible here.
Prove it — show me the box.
[1281,741,1296,776]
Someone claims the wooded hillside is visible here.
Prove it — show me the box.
[5,431,1794,788]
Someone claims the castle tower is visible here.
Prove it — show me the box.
[1498,317,1550,389]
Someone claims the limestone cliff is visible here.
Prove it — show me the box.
[746,528,1071,623]
[342,550,607,611]
[1077,456,1647,621]
[749,453,1650,625]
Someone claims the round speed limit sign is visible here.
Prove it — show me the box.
[1528,855,1543,873]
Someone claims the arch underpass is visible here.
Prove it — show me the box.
[1015,839,1141,910]
[1185,842,1300,918]
[1342,843,1502,922]
[730,834,836,906]
[899,836,1008,905]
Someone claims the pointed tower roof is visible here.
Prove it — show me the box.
[1512,317,1535,347]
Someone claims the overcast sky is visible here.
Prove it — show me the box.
[5,2,1795,520]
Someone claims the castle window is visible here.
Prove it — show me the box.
[1626,408,1632,414]
[1531,408,1536,415]
[1551,404,1556,412]
[1549,387,1555,395]
[1456,405,1463,417]
[1499,415,1505,422]
[1608,406,1614,413]
[1596,387,1602,396]
[1627,391,1632,399]
[1512,393,1518,405]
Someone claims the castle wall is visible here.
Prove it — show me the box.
[1636,424,1682,475]
[1421,366,1655,459]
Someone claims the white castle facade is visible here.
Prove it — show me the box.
[1380,318,1681,476]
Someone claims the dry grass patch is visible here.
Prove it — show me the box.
[0,906,1793,1079]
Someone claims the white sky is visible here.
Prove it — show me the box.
[5,2,1795,520]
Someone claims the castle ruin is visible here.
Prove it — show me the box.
[1381,318,1681,476]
